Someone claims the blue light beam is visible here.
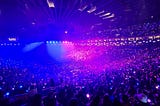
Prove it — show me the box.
[23,42,43,52]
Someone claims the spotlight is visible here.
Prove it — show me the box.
[8,37,17,41]
[50,41,52,44]
[19,85,23,89]
[65,41,68,44]
[147,99,151,103]
[65,30,68,34]
[6,92,10,96]
[47,0,55,8]
[110,87,113,90]
[86,94,90,98]
[156,85,159,89]
[32,22,36,25]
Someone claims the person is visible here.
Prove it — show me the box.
[68,98,78,106]
[0,90,9,106]
[28,94,42,106]
[90,95,100,106]
[102,94,112,106]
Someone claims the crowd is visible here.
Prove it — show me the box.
[83,21,160,39]
[0,43,160,106]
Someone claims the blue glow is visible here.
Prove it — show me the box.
[6,92,10,96]
[23,42,43,52]
[46,43,63,61]
[110,95,114,101]
[19,85,23,88]
[0,87,2,90]
[110,87,113,90]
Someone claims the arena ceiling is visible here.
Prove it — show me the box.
[0,0,160,41]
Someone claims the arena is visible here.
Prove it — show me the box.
[0,0,160,106]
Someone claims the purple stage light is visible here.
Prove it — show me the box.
[156,85,159,89]
[65,30,68,34]
[147,99,151,103]
[86,94,90,98]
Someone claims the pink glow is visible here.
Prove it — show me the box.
[47,40,139,74]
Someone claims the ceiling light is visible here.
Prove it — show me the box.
[47,0,55,8]
[94,10,105,15]
[87,6,96,13]
[78,5,88,11]
[102,14,115,19]
[99,12,111,17]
